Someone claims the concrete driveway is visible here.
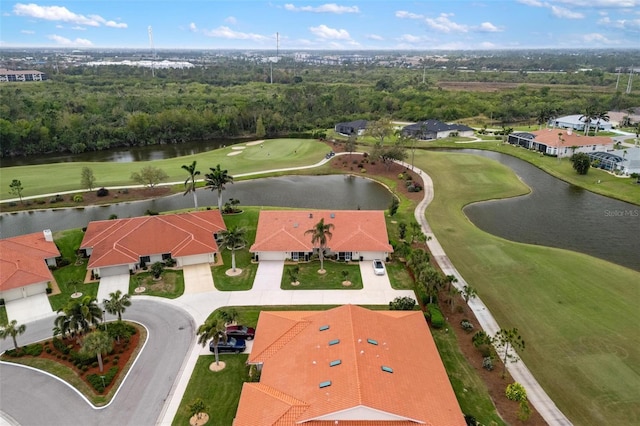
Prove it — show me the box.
[252,260,284,291]
[4,293,53,324]
[183,264,215,294]
[97,274,131,303]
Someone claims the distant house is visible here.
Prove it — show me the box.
[234,305,466,425]
[401,120,474,140]
[550,114,613,132]
[80,210,226,278]
[334,119,368,136]
[249,210,392,262]
[507,129,613,158]
[0,230,59,303]
[0,69,47,82]
[588,148,640,175]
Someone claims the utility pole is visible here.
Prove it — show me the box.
[626,67,633,94]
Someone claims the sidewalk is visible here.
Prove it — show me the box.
[401,160,573,426]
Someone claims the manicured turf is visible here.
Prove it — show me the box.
[0,138,327,200]
[281,261,363,289]
[128,270,185,299]
[416,150,640,425]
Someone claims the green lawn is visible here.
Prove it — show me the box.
[172,354,250,426]
[416,150,640,425]
[128,270,184,299]
[281,260,363,289]
[0,138,327,200]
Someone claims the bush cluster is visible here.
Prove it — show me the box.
[427,303,444,328]
[52,338,71,355]
[87,366,119,393]
[460,319,474,332]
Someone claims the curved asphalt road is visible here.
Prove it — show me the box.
[0,300,195,426]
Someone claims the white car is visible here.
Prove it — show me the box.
[372,259,385,275]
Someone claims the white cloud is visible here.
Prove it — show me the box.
[477,22,502,32]
[395,10,424,19]
[225,16,237,24]
[425,13,469,33]
[599,16,640,30]
[309,24,351,39]
[20,29,35,34]
[189,22,197,32]
[550,5,584,19]
[398,34,423,43]
[203,26,267,41]
[555,0,638,7]
[47,34,93,46]
[284,3,359,14]
[366,34,384,41]
[71,26,86,31]
[582,32,619,43]
[13,3,127,28]
[517,0,545,7]
[480,41,496,48]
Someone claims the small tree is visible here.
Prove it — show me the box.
[130,166,169,188]
[197,317,226,366]
[256,115,266,138]
[493,328,526,378]
[150,262,164,279]
[219,308,238,326]
[81,167,96,191]
[341,270,349,283]
[398,222,407,240]
[80,331,113,373]
[188,398,207,421]
[9,179,24,205]
[388,197,399,216]
[287,266,300,284]
[409,221,422,243]
[0,320,27,349]
[461,285,478,304]
[570,152,591,175]
[218,226,247,273]
[389,296,416,311]
[103,290,132,322]
[346,133,356,158]
[505,382,527,402]
[304,218,334,273]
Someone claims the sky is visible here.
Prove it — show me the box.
[1,0,639,50]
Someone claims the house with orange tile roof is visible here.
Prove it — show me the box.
[80,210,226,277]
[249,210,393,262]
[0,230,59,303]
[234,305,466,426]
[507,129,613,158]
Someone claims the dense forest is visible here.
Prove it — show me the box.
[1,59,639,158]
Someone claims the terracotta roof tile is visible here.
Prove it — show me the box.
[0,232,59,291]
[250,211,393,254]
[236,305,465,426]
[81,210,226,268]
[531,129,612,148]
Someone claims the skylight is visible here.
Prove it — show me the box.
[319,325,330,331]
[319,380,332,388]
[329,339,340,346]
[367,338,378,345]
[330,359,342,367]
[381,366,394,373]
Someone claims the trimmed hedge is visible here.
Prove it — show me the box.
[87,366,118,393]
[427,303,445,329]
[53,338,71,355]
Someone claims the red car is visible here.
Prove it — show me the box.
[225,325,255,340]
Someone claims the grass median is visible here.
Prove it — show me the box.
[416,149,640,425]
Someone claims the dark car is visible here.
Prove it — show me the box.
[209,336,246,354]
[225,325,256,340]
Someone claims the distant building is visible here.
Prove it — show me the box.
[401,120,474,140]
[507,129,613,158]
[0,69,47,82]
[550,115,612,132]
[334,119,368,136]
[588,148,640,175]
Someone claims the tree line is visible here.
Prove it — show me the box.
[1,64,638,158]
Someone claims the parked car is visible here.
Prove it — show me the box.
[372,259,386,276]
[225,325,256,340]
[325,151,335,159]
[210,336,246,354]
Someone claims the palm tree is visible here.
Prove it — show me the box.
[103,290,132,322]
[304,218,335,273]
[0,320,27,349]
[55,296,103,343]
[181,160,201,209]
[80,331,113,373]
[205,164,234,211]
[580,106,597,136]
[593,110,610,135]
[445,274,458,292]
[218,226,247,273]
[462,285,478,304]
[197,317,226,366]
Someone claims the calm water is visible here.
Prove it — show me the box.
[459,150,640,271]
[0,175,392,238]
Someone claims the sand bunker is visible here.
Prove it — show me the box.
[231,146,245,150]
[227,151,243,156]
[246,140,264,146]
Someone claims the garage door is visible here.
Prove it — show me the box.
[100,265,130,277]
[257,252,286,261]
[180,254,212,266]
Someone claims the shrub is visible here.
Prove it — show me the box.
[482,356,494,371]
[506,382,527,402]
[92,361,99,368]
[427,304,444,328]
[389,296,416,311]
[96,187,109,197]
[53,338,70,354]
[73,194,84,202]
[45,347,52,354]
[464,414,478,426]
[23,343,43,356]
[460,319,474,332]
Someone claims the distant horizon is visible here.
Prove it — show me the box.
[1,1,638,50]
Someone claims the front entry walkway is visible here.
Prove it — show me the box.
[252,260,285,291]
[97,274,131,303]
[5,294,53,324]
[183,264,215,294]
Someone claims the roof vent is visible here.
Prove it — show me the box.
[367,338,378,346]
[329,339,340,346]
[330,213,335,218]
[381,366,394,373]
[330,359,342,367]
[43,229,53,242]
[293,223,298,228]
[309,213,313,218]
[319,325,330,331]
[319,380,332,388]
